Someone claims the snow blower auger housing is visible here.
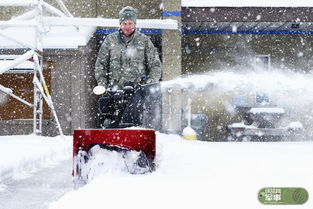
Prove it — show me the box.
[73,83,161,188]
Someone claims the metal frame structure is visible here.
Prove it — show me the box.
[0,0,67,136]
[0,0,178,136]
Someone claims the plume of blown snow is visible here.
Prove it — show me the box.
[161,68,313,139]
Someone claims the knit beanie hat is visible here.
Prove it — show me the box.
[119,6,137,24]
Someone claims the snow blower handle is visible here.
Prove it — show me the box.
[93,85,106,95]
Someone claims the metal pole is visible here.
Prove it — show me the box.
[33,56,64,136]
[0,85,34,107]
[167,88,173,131]
[32,0,43,135]
[33,68,40,134]
[54,0,73,17]
[0,9,35,30]
[0,50,34,74]
[187,98,191,127]
[42,2,66,17]
[38,0,44,134]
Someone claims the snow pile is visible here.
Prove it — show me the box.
[49,132,313,209]
[182,126,197,135]
[77,144,150,184]
[287,121,304,129]
[249,107,285,114]
[181,126,197,140]
[86,145,130,176]
[0,135,72,185]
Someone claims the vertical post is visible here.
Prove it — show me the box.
[38,53,43,134]
[33,77,38,134]
[167,88,173,131]
[33,54,64,136]
[161,0,181,80]
[187,97,191,127]
[161,84,182,134]
[161,0,182,133]
[33,0,44,135]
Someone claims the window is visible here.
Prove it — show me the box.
[0,69,51,120]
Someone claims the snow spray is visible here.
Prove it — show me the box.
[161,68,313,141]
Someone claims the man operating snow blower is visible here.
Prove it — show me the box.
[94,6,162,128]
[73,7,162,188]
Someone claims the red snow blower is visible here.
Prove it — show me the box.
[73,83,161,188]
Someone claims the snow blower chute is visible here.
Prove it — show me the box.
[73,83,161,188]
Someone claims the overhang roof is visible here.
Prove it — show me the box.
[0,25,95,49]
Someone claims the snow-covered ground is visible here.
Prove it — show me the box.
[47,132,313,209]
[0,132,313,209]
[0,135,72,190]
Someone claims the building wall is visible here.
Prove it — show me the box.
[182,7,313,22]
[0,6,26,20]
[97,0,161,19]
[45,36,98,136]
[181,7,313,74]
[0,0,161,19]
[182,34,313,73]
[43,0,162,18]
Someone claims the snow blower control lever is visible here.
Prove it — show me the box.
[97,81,140,128]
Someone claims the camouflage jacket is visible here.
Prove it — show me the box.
[95,30,162,89]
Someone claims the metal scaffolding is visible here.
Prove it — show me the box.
[0,0,71,136]
[0,0,178,136]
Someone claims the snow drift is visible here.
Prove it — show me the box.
[49,132,313,209]
[0,135,72,184]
